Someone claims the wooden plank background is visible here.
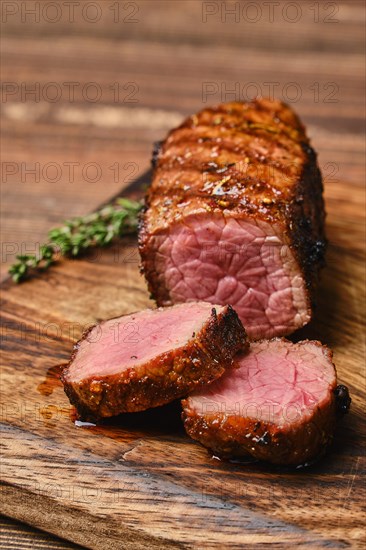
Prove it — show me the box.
[1,1,365,548]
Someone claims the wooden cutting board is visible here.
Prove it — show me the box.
[1,170,365,549]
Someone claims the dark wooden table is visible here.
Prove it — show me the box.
[1,1,365,548]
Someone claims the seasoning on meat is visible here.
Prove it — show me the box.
[139,99,326,339]
[182,338,350,465]
[61,302,248,421]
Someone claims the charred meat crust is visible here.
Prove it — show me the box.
[61,305,248,421]
[290,143,326,296]
[182,340,344,466]
[181,398,336,466]
[151,140,163,170]
[139,99,326,319]
[334,384,351,415]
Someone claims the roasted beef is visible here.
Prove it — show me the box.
[139,99,326,339]
[182,339,350,465]
[61,302,248,420]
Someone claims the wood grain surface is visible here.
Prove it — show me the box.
[1,1,365,548]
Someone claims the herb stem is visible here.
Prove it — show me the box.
[9,198,143,283]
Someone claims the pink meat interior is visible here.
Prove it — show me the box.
[68,302,222,382]
[187,340,336,427]
[152,212,309,339]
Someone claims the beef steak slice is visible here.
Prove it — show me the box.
[61,302,248,420]
[182,338,350,465]
[139,99,326,339]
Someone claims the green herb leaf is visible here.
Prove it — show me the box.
[9,197,143,283]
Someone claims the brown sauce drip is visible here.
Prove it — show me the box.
[37,364,65,396]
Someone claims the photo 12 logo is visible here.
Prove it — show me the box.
[1,2,140,24]
[202,81,340,104]
[201,2,339,24]
[1,161,139,184]
[1,81,139,104]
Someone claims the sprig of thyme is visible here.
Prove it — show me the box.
[9,198,143,283]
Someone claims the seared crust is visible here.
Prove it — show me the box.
[182,399,336,466]
[182,340,341,466]
[139,99,326,321]
[61,305,248,421]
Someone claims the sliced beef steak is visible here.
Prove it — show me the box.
[139,99,326,339]
[61,302,248,420]
[182,339,350,465]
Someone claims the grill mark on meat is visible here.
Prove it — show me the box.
[61,302,248,421]
[186,101,305,130]
[182,339,347,466]
[177,101,306,144]
[159,146,298,180]
[161,126,303,166]
[198,121,302,148]
[158,115,307,192]
[155,167,298,205]
[165,124,302,150]
[139,98,326,339]
[156,153,300,192]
